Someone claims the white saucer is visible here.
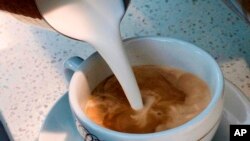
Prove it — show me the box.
[38,80,250,141]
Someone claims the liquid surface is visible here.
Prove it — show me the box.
[37,0,143,109]
[84,65,211,133]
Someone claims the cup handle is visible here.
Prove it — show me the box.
[64,56,84,82]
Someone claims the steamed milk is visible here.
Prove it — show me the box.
[41,0,143,109]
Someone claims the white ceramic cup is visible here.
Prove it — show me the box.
[64,37,224,141]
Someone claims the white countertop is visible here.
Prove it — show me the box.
[0,0,250,141]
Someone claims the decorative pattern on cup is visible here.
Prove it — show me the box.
[75,117,101,141]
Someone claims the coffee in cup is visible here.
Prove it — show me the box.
[83,65,210,133]
[66,37,224,141]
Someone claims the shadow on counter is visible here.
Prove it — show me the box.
[0,121,10,141]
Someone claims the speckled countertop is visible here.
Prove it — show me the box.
[0,0,249,141]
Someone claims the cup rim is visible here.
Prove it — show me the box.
[69,36,224,138]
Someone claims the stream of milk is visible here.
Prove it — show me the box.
[39,0,143,110]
